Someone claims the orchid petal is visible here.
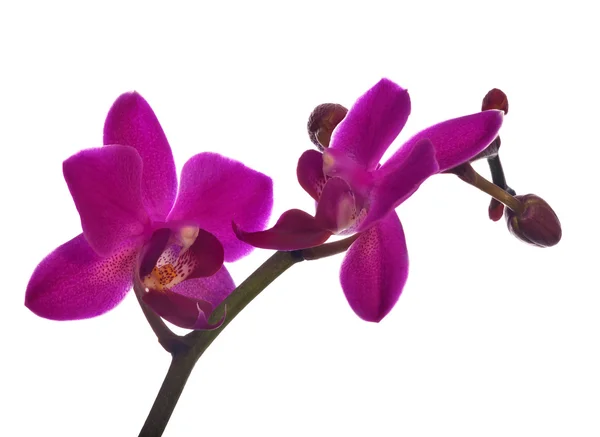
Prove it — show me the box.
[234,209,332,250]
[330,78,411,171]
[63,145,149,257]
[315,177,356,233]
[168,153,273,262]
[340,212,409,322]
[25,234,136,321]
[185,228,225,279]
[143,266,234,330]
[138,228,172,278]
[172,265,235,308]
[297,149,327,201]
[397,110,504,172]
[103,92,178,221]
[358,138,439,231]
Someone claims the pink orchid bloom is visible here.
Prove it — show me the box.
[26,92,273,329]
[236,79,503,322]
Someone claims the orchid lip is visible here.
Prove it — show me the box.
[138,224,203,293]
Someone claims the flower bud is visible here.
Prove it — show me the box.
[488,198,504,222]
[482,88,509,114]
[307,103,348,151]
[505,194,561,247]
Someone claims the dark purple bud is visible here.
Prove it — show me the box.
[307,103,348,151]
[482,88,509,114]
[505,194,561,247]
[488,198,504,222]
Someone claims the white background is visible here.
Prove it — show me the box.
[1,1,598,436]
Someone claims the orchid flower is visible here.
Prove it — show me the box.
[25,92,273,329]
[236,79,503,322]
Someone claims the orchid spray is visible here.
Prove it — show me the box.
[25,79,561,436]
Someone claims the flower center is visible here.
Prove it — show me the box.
[323,149,372,187]
[320,150,371,233]
[139,225,201,292]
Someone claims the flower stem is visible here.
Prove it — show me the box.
[487,154,515,195]
[448,163,524,214]
[138,235,358,437]
[300,233,360,260]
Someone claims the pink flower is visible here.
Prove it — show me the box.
[236,79,503,322]
[26,92,273,329]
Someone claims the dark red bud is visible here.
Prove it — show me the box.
[307,103,348,151]
[505,194,561,247]
[482,88,509,114]
[488,198,504,222]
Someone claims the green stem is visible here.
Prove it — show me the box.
[138,235,358,437]
[138,353,197,437]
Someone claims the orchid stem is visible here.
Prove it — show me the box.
[301,233,359,260]
[487,154,515,195]
[138,234,358,437]
[449,163,524,214]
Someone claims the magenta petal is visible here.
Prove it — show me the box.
[340,212,408,322]
[185,229,224,279]
[358,138,439,231]
[138,228,172,278]
[399,109,504,172]
[297,149,327,201]
[63,145,150,256]
[143,266,234,330]
[234,209,332,250]
[168,153,273,262]
[142,290,221,330]
[172,266,234,308]
[330,78,411,171]
[25,234,136,321]
[103,92,178,221]
[315,177,356,233]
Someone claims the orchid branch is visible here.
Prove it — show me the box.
[447,162,524,214]
[137,234,359,437]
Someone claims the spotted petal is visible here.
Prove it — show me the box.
[63,145,150,257]
[340,212,408,322]
[168,153,273,262]
[103,91,178,221]
[25,234,136,321]
[330,78,411,171]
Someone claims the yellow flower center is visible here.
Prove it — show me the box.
[141,225,200,292]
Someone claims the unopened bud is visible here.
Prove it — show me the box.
[482,88,509,114]
[307,103,348,151]
[488,198,504,222]
[505,194,561,247]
